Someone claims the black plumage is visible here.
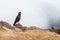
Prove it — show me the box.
[13,12,21,26]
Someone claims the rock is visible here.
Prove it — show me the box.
[15,23,23,29]
[0,21,14,29]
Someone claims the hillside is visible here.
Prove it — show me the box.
[0,21,60,40]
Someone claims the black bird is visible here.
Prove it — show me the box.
[13,12,21,26]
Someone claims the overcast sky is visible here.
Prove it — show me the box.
[0,0,60,29]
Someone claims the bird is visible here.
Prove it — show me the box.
[13,12,21,26]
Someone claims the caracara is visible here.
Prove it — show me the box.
[13,12,21,26]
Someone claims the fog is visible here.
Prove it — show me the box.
[0,0,60,29]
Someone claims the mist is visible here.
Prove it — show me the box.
[0,0,60,29]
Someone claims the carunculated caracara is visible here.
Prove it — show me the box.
[13,12,21,26]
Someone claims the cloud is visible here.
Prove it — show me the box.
[39,0,60,29]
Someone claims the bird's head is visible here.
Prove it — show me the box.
[18,12,21,15]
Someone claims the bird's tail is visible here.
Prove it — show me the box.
[13,22,16,26]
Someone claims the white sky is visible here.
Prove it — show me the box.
[0,0,60,29]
